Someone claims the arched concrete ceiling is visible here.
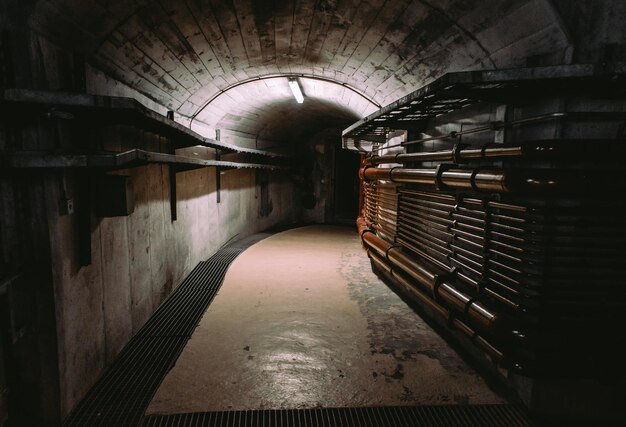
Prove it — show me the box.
[193,76,375,143]
[28,0,571,143]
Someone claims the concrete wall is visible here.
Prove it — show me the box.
[1,5,83,423]
[552,0,626,64]
[0,10,298,423]
[42,66,298,419]
[48,162,295,417]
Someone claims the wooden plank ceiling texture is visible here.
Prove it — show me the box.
[29,0,569,143]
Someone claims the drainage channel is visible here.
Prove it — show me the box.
[64,232,273,427]
[142,404,534,427]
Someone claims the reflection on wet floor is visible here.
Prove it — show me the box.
[147,225,505,414]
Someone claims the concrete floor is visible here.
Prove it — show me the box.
[147,225,505,414]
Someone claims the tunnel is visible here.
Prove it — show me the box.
[1,1,625,426]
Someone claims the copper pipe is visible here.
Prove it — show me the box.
[358,218,499,332]
[395,237,520,311]
[363,166,624,194]
[366,245,504,363]
[360,166,508,192]
[396,219,535,291]
[398,202,526,235]
[367,146,521,165]
[368,139,626,164]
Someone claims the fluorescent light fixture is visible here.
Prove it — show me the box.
[288,78,304,104]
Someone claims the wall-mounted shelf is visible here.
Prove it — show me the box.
[342,63,626,150]
[0,149,287,172]
[0,89,290,159]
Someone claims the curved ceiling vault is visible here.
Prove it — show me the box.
[29,0,571,145]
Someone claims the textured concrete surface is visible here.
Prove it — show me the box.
[28,0,576,145]
[45,157,296,416]
[147,225,504,414]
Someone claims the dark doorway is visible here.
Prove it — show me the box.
[331,143,360,223]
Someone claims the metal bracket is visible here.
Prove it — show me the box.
[216,129,221,204]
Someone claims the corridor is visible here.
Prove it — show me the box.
[60,225,534,426]
[147,225,504,414]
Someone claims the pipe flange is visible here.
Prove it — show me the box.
[435,163,455,191]
[464,297,479,317]
[480,142,499,158]
[432,274,446,302]
[470,166,491,192]
[388,166,403,183]
[384,244,402,262]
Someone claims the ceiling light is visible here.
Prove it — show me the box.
[288,78,304,104]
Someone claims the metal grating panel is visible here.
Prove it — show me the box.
[63,233,270,427]
[342,63,626,147]
[142,404,535,427]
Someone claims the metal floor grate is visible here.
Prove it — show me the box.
[142,404,535,427]
[64,233,272,427]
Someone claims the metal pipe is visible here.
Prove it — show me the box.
[395,216,543,289]
[360,166,509,192]
[365,242,504,363]
[395,237,520,311]
[358,218,500,332]
[398,231,521,309]
[399,188,530,214]
[367,139,625,165]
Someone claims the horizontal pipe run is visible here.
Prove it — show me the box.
[360,166,507,192]
[395,226,538,295]
[394,237,520,311]
[399,198,624,238]
[366,246,504,363]
[362,165,626,194]
[358,218,498,332]
[399,188,530,214]
[366,139,626,165]
[394,230,528,303]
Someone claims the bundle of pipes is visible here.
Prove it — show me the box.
[357,142,626,375]
[396,189,626,314]
[365,139,626,165]
[351,70,626,379]
[356,217,504,363]
[362,181,398,239]
[359,165,624,194]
